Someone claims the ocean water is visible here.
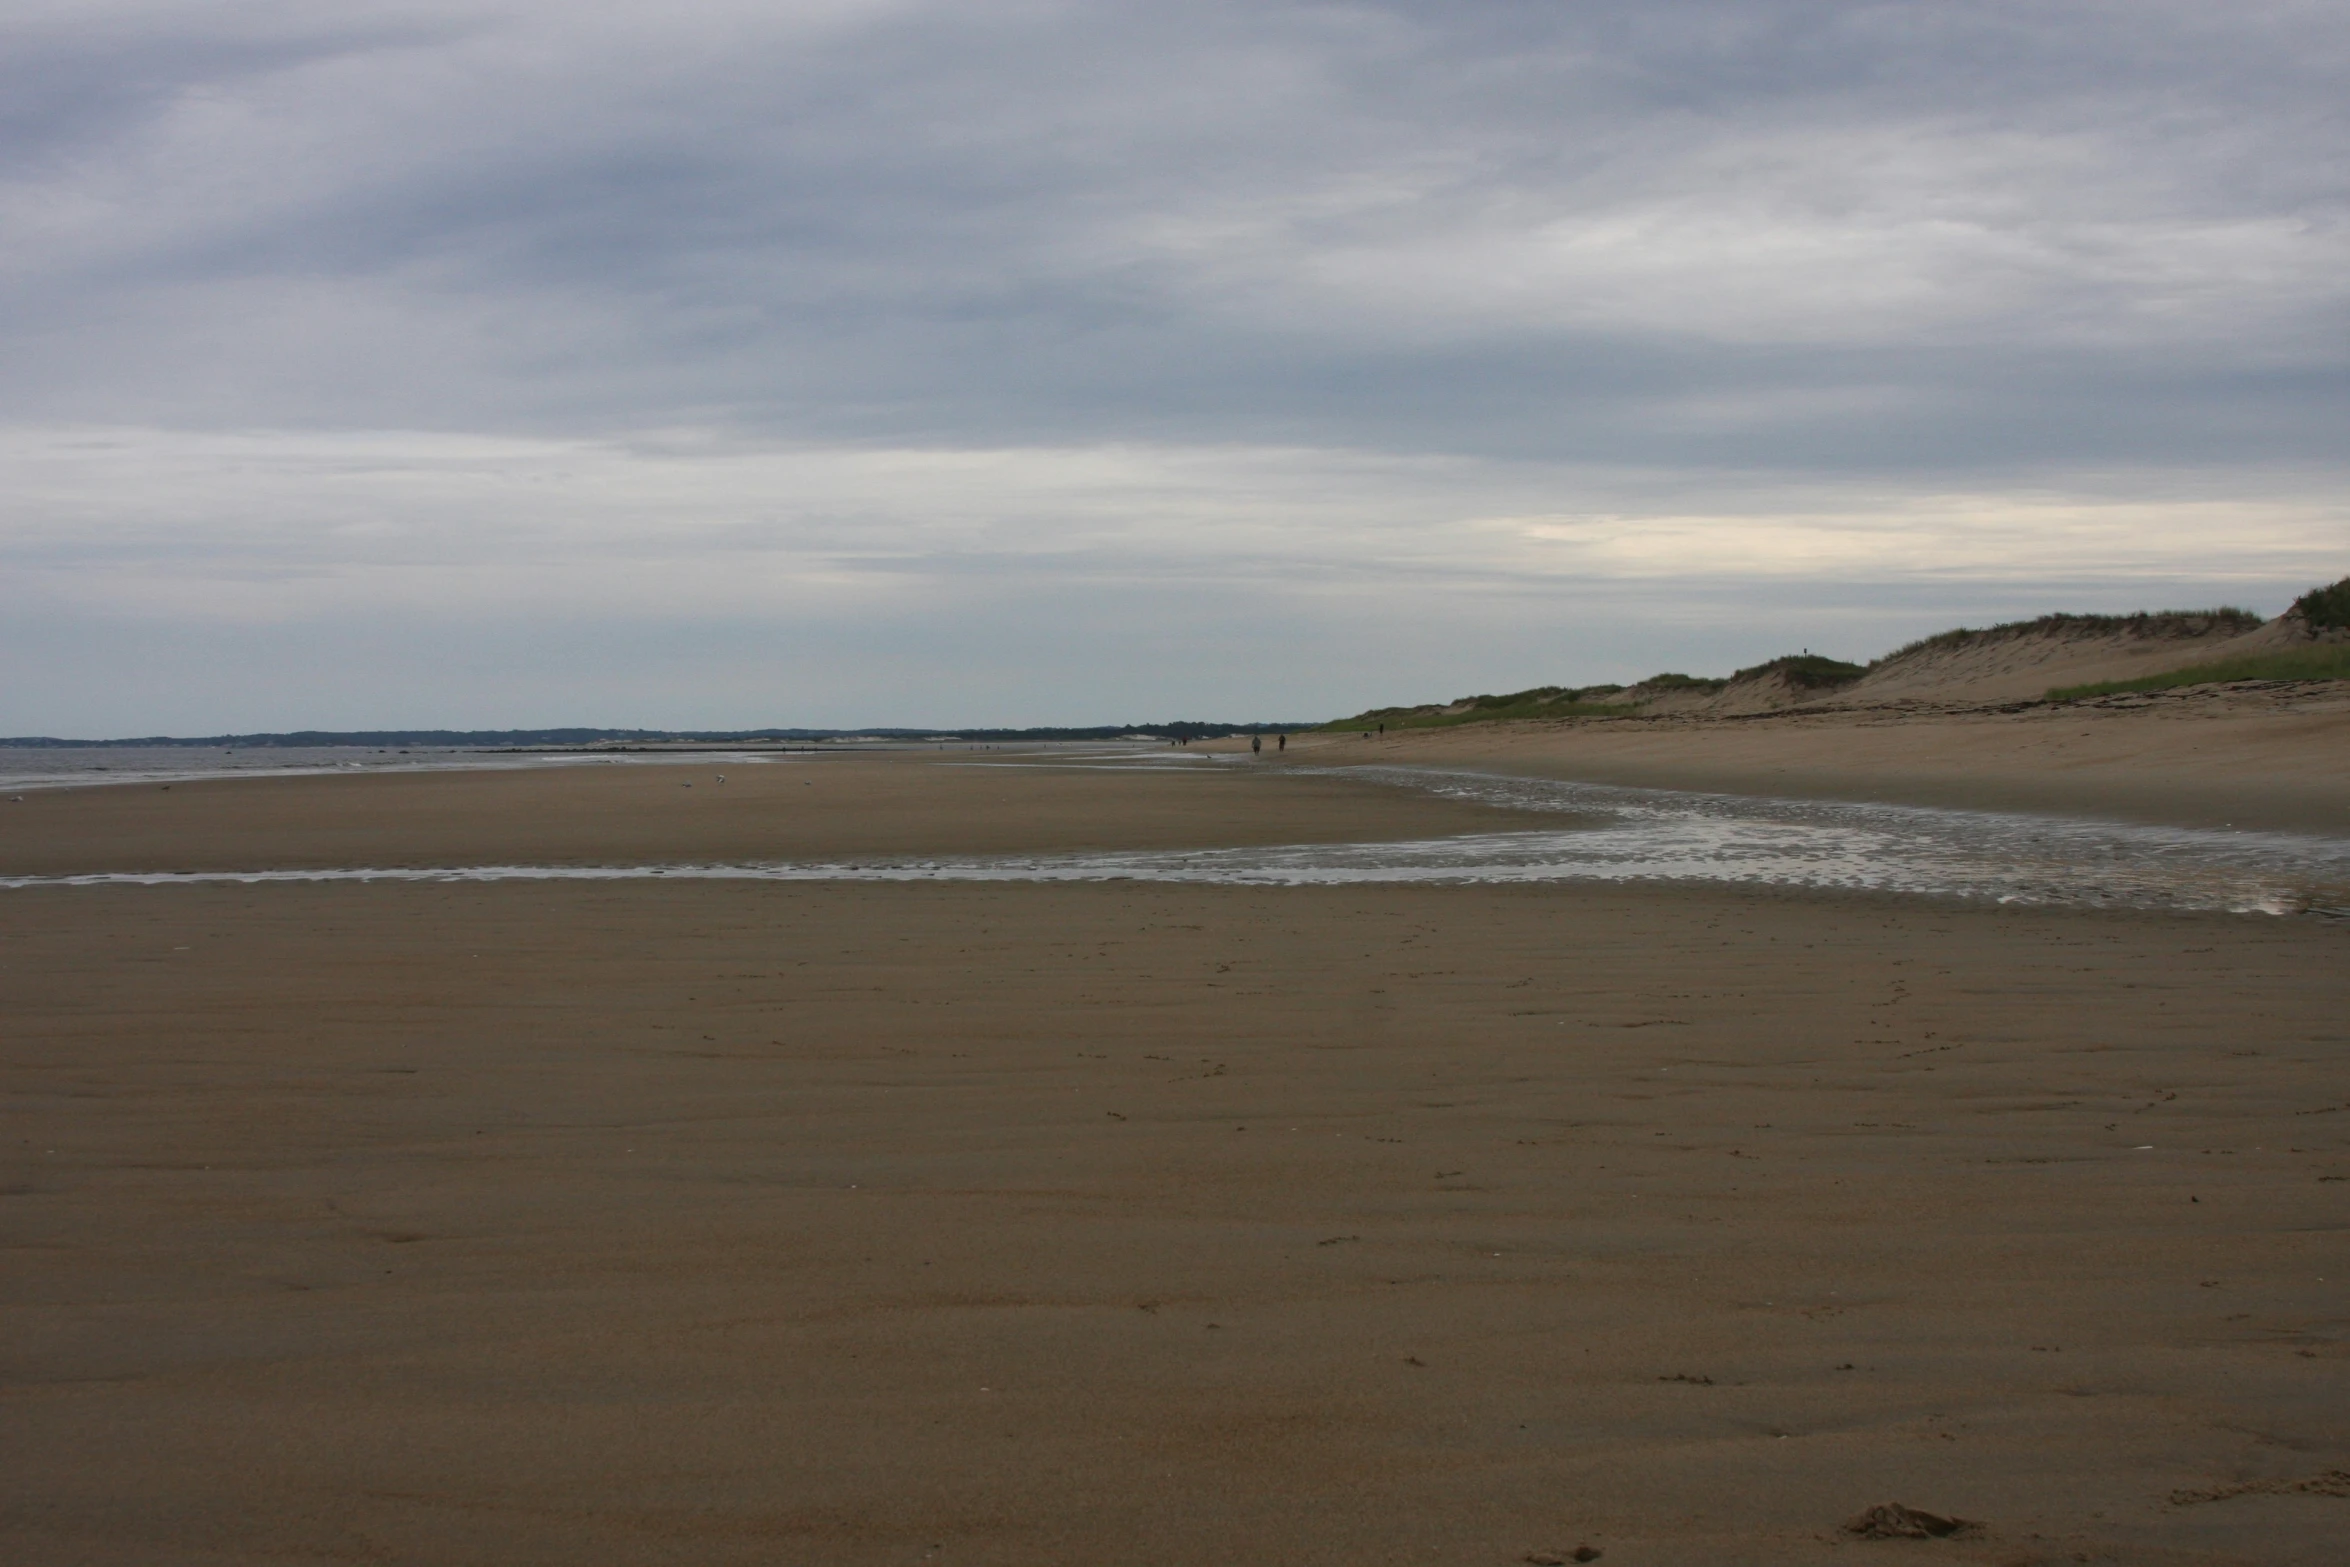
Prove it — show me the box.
[0,745,801,793]
[5,763,2344,917]
[0,740,1171,793]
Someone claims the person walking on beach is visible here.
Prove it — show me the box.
[1277,734,1286,751]
[1251,734,1261,755]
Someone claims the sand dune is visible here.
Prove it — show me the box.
[1349,580,2347,726]
[1817,612,2303,709]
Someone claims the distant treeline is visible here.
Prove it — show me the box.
[0,722,1315,748]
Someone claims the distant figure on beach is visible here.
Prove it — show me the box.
[1251,734,1261,755]
[1277,734,1286,751]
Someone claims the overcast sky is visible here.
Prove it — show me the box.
[4,0,2345,732]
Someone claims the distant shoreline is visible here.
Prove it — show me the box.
[0,722,1314,749]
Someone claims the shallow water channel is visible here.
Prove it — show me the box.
[7,765,2346,917]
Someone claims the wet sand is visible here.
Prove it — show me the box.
[0,753,1532,878]
[4,756,2347,1565]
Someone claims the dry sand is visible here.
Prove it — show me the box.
[5,753,2347,1566]
[1287,681,2350,835]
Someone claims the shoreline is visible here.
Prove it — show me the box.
[0,751,1518,878]
[0,743,873,797]
[5,744,2344,919]
[5,749,2344,919]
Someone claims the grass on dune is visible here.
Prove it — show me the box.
[1318,686,1635,732]
[1371,697,1637,730]
[2291,575,2350,630]
[1320,573,2349,724]
[2047,643,2350,701]
[1726,653,1867,689]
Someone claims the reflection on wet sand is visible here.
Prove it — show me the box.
[10,766,2346,915]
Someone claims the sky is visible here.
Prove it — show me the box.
[3,0,2345,733]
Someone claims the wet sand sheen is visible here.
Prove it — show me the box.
[4,756,2347,1565]
[0,752,1528,877]
[12,765,2345,916]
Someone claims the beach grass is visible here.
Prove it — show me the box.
[2047,641,2350,701]
[1318,686,1635,732]
[1727,653,1866,689]
[2290,574,2350,630]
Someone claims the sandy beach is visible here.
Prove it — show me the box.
[0,752,1530,878]
[1283,681,2350,835]
[5,749,2347,1566]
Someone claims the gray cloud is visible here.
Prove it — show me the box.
[1,0,2344,727]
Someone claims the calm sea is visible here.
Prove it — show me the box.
[0,745,794,794]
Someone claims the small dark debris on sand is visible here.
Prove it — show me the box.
[2168,1469,2350,1506]
[1524,1548,1601,1564]
[1844,1503,1980,1539]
